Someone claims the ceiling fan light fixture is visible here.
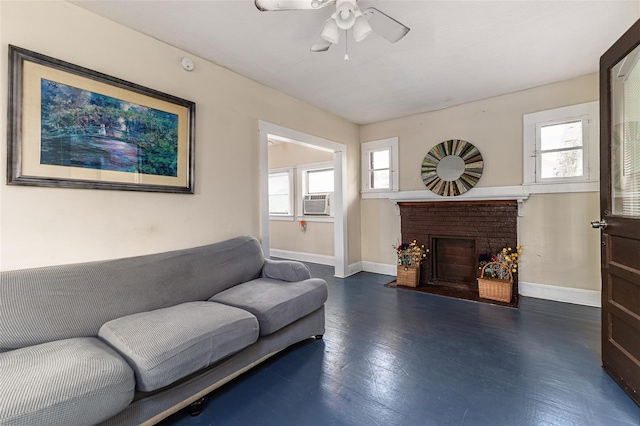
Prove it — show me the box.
[321,18,341,44]
[352,13,372,42]
[334,0,357,30]
[255,0,410,55]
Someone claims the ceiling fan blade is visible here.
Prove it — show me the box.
[363,7,410,43]
[255,0,334,12]
[311,35,332,52]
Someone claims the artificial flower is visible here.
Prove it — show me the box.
[394,240,429,267]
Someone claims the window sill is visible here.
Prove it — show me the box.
[523,181,599,194]
[269,215,295,222]
[296,215,334,223]
[361,188,398,196]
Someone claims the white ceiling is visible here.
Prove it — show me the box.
[72,0,639,125]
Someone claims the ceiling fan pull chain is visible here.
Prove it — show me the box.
[344,29,349,61]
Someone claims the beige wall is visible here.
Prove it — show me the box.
[0,1,360,271]
[360,198,400,265]
[268,142,333,169]
[268,143,334,256]
[270,221,334,257]
[360,74,602,291]
[361,74,599,189]
[519,192,600,290]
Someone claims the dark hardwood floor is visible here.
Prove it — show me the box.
[162,263,640,426]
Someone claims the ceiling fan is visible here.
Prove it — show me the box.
[255,0,410,55]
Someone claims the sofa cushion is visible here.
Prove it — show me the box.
[261,259,311,282]
[0,337,135,426]
[209,278,328,336]
[98,301,259,392]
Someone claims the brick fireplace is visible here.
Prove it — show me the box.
[399,201,518,293]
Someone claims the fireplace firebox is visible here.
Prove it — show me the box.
[433,237,476,288]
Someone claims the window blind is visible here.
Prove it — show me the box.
[622,59,640,216]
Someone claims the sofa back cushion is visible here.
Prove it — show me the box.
[0,236,264,351]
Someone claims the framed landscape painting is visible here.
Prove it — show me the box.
[7,45,195,193]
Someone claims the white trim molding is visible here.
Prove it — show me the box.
[270,249,334,267]
[364,186,530,217]
[259,120,349,278]
[523,181,599,194]
[269,251,365,278]
[523,101,599,185]
[361,261,397,276]
[519,281,601,307]
[267,167,294,217]
[347,262,363,277]
[339,263,603,307]
[269,215,295,222]
[271,250,363,278]
[386,185,529,203]
[361,137,399,194]
[361,184,599,201]
[361,183,600,217]
[297,161,335,220]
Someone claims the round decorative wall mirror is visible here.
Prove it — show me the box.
[421,139,484,196]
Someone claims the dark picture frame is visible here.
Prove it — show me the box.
[7,45,195,193]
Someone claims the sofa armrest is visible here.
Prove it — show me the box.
[261,258,311,282]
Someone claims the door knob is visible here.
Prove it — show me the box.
[591,220,607,229]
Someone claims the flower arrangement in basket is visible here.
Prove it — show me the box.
[394,240,429,287]
[478,245,522,302]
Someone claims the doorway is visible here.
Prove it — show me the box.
[259,121,348,278]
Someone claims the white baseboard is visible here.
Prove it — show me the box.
[270,250,364,278]
[361,261,397,276]
[346,262,363,277]
[354,265,601,307]
[518,281,601,307]
[269,255,600,307]
[269,249,334,266]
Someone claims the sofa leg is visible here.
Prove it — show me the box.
[315,334,324,340]
[188,397,207,417]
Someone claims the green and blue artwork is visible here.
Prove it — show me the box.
[40,79,179,177]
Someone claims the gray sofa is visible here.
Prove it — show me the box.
[0,236,327,425]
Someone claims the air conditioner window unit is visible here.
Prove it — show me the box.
[303,193,330,215]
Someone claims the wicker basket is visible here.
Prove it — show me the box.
[397,265,420,287]
[477,262,513,302]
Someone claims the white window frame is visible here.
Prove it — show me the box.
[305,167,334,195]
[361,137,399,193]
[297,161,334,222]
[268,167,295,221]
[523,101,599,192]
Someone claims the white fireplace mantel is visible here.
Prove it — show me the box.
[361,181,600,217]
[362,185,528,216]
[389,186,529,203]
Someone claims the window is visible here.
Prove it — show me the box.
[538,120,584,179]
[361,137,399,193]
[368,149,390,189]
[297,161,334,219]
[523,102,599,187]
[612,45,640,217]
[307,168,334,194]
[268,168,294,218]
